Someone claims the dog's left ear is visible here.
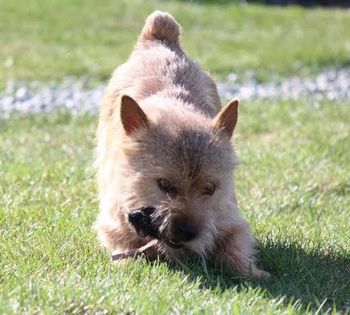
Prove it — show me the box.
[212,99,239,138]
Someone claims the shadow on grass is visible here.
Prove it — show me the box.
[165,239,350,312]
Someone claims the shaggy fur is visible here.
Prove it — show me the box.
[95,11,268,279]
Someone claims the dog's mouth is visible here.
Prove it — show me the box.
[164,239,183,249]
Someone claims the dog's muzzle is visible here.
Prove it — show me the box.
[128,207,184,249]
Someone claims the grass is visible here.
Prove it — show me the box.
[1,100,349,314]
[1,0,350,313]
[1,0,350,84]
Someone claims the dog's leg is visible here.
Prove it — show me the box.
[215,220,270,280]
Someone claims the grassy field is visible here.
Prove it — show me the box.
[1,0,350,314]
[1,0,350,84]
[1,100,350,314]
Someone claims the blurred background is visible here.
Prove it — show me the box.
[1,0,350,114]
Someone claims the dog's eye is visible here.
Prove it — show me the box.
[203,183,216,196]
[157,179,177,196]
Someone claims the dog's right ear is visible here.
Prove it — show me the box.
[120,95,149,135]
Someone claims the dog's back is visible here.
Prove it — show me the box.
[100,11,221,122]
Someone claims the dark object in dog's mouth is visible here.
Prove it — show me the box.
[128,207,160,239]
[128,207,184,249]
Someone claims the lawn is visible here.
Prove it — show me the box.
[1,0,350,313]
[1,100,349,314]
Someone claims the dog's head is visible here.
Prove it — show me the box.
[118,95,239,255]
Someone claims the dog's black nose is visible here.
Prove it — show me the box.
[172,220,198,242]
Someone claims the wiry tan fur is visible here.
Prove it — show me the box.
[95,11,268,279]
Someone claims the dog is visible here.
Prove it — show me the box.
[95,11,268,279]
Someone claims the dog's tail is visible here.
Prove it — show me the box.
[139,11,181,44]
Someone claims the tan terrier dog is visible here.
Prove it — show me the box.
[95,11,268,279]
